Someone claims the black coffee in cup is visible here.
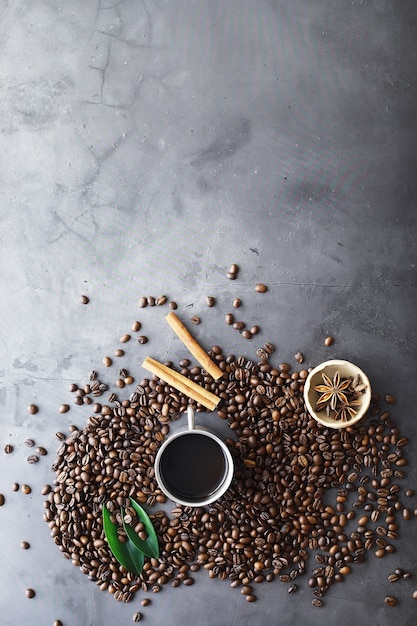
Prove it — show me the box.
[158,433,227,502]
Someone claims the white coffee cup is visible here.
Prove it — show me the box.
[154,406,234,507]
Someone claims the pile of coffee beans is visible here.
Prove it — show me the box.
[43,345,414,609]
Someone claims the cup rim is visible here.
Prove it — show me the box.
[154,427,234,507]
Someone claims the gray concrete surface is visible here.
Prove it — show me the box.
[0,1,416,625]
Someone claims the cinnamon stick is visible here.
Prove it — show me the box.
[165,312,223,380]
[142,356,220,411]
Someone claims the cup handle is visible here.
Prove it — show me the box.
[187,406,195,430]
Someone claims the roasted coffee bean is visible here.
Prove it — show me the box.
[156,295,167,306]
[53,621,63,626]
[233,298,241,308]
[242,330,252,340]
[24,439,35,447]
[255,283,268,293]
[0,494,5,506]
[413,590,417,599]
[21,484,31,494]
[384,394,396,405]
[138,336,148,344]
[384,596,397,607]
[4,444,13,454]
[294,352,304,364]
[27,404,38,414]
[288,584,297,594]
[80,294,89,304]
[141,598,151,607]
[388,573,399,583]
[169,301,178,309]
[36,446,47,456]
[250,325,260,335]
[191,316,201,325]
[11,483,19,492]
[312,598,323,607]
[263,342,275,354]
[59,404,70,413]
[132,613,142,622]
[139,297,147,308]
[120,334,131,343]
[103,356,112,367]
[21,541,30,550]
[225,313,234,325]
[206,296,216,307]
[233,321,245,331]
[131,321,142,332]
[25,589,35,599]
[27,455,39,464]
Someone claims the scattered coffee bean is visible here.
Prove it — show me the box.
[114,349,125,357]
[41,485,51,495]
[59,404,70,414]
[324,335,334,346]
[25,588,35,599]
[53,621,63,626]
[21,541,30,550]
[169,301,177,309]
[191,316,201,325]
[413,590,417,599]
[227,263,239,279]
[233,298,241,308]
[288,584,297,594]
[255,283,268,293]
[405,489,415,497]
[0,494,4,506]
[132,613,142,622]
[131,321,142,332]
[141,598,151,607]
[24,439,35,448]
[385,394,396,405]
[403,572,412,580]
[68,383,78,392]
[384,596,397,607]
[103,356,112,367]
[21,484,32,494]
[27,404,38,414]
[80,295,89,304]
[294,352,304,364]
[116,379,125,389]
[139,297,148,308]
[156,295,167,306]
[36,446,47,456]
[388,573,399,583]
[225,313,234,325]
[233,321,245,331]
[11,483,19,492]
[312,598,323,607]
[250,325,260,335]
[27,455,39,464]
[242,330,252,340]
[263,342,275,354]
[55,432,65,441]
[4,444,14,454]
[206,296,216,307]
[120,334,131,343]
[138,335,148,344]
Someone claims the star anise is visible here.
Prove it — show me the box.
[334,398,362,422]
[314,372,351,411]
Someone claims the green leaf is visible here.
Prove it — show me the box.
[127,497,160,559]
[102,503,145,575]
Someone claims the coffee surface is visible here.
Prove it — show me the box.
[159,433,227,501]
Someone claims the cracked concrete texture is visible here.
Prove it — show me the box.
[0,1,416,625]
